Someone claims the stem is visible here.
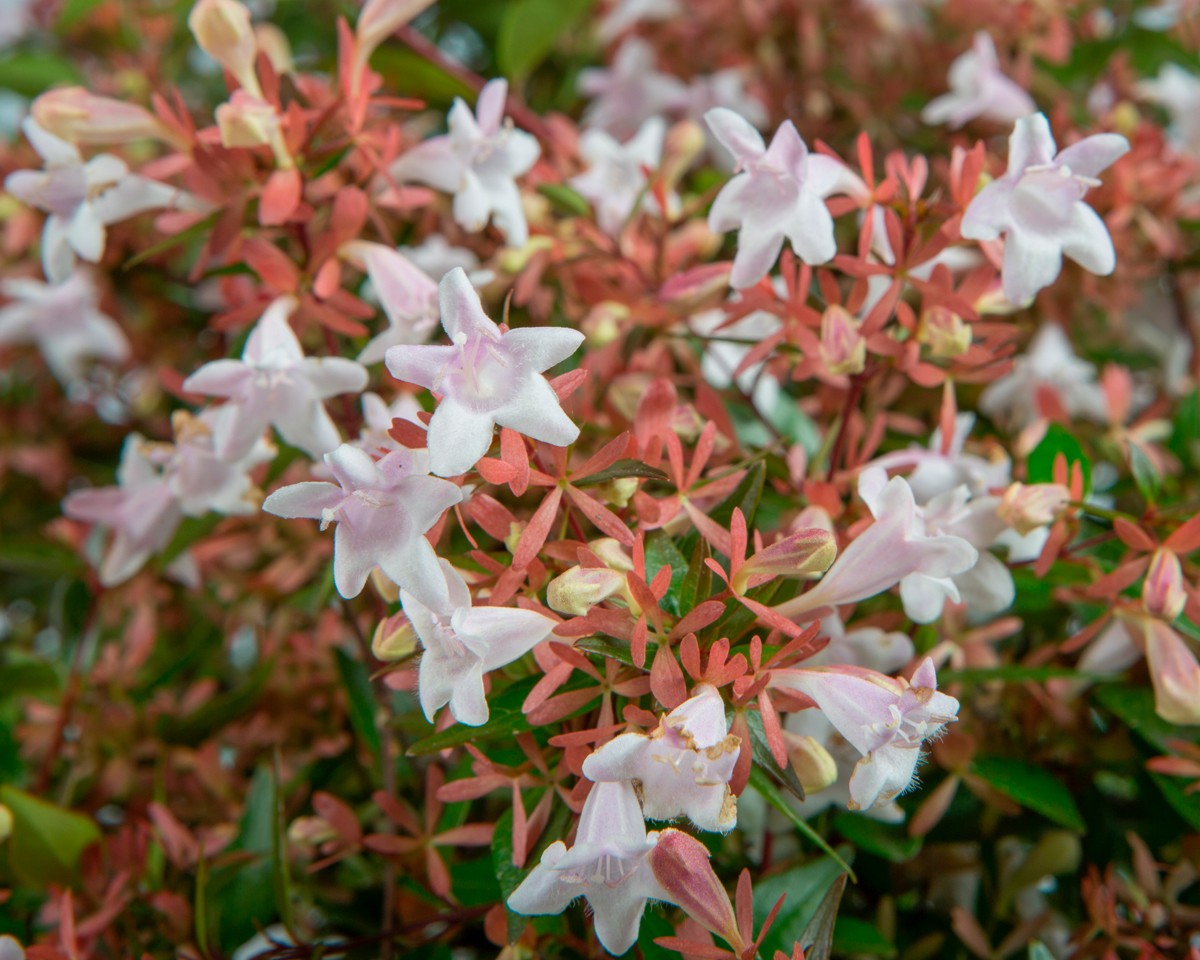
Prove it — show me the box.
[826,372,866,482]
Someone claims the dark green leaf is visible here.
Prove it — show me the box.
[970,757,1086,832]
[751,854,846,960]
[678,536,713,615]
[573,458,670,486]
[645,532,688,617]
[748,766,855,878]
[335,647,382,760]
[833,916,896,958]
[577,635,636,666]
[833,811,922,863]
[497,0,593,80]
[537,183,592,218]
[0,786,100,889]
[745,709,805,801]
[156,661,273,746]
[1027,423,1090,495]
[797,873,847,960]
[708,461,766,531]
[492,808,527,942]
[0,54,82,97]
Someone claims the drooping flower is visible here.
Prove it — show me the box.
[507,780,674,955]
[773,471,978,624]
[5,119,192,282]
[960,112,1129,305]
[771,658,960,809]
[705,108,866,288]
[921,32,1035,129]
[582,683,741,833]
[403,560,556,726]
[261,443,461,607]
[0,270,129,383]
[866,413,1011,504]
[183,297,369,460]
[569,117,669,236]
[390,78,540,247]
[385,267,585,477]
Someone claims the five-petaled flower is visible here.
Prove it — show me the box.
[583,683,741,833]
[183,297,369,460]
[921,31,1035,129]
[705,107,866,288]
[390,78,540,247]
[507,779,675,955]
[960,112,1129,305]
[771,658,960,809]
[385,267,585,477]
[404,559,557,726]
[262,443,461,608]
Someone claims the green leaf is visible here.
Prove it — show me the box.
[0,53,82,97]
[970,756,1086,832]
[938,665,1091,685]
[797,873,847,960]
[709,461,766,531]
[537,183,592,218]
[1028,942,1056,960]
[1094,683,1200,752]
[833,916,896,957]
[748,766,855,879]
[492,808,527,943]
[577,635,636,666]
[0,786,100,889]
[644,532,688,617]
[573,458,670,486]
[269,761,294,932]
[371,46,474,105]
[751,855,847,960]
[334,648,382,760]
[678,536,713,615]
[833,812,922,863]
[0,539,84,577]
[1129,442,1161,504]
[497,0,593,80]
[745,709,805,801]
[1027,423,1090,495]
[0,659,59,700]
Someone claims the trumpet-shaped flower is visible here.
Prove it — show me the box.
[0,270,129,383]
[570,117,669,236]
[582,684,741,833]
[507,780,674,955]
[578,38,687,139]
[403,560,556,726]
[921,32,1035,128]
[1136,63,1200,157]
[385,268,585,477]
[183,297,369,460]
[5,119,190,282]
[705,108,866,288]
[771,658,960,809]
[262,443,461,607]
[960,112,1129,305]
[342,241,441,364]
[391,78,540,247]
[774,471,978,624]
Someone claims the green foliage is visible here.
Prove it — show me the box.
[1027,423,1091,494]
[497,0,593,80]
[751,856,847,960]
[970,757,1086,832]
[0,786,100,889]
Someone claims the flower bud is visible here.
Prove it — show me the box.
[660,119,706,189]
[734,527,836,594]
[287,815,337,847]
[356,0,435,65]
[819,305,866,376]
[371,612,417,661]
[581,301,627,347]
[31,88,165,145]
[546,566,627,616]
[917,305,972,358]
[215,91,292,167]
[598,476,639,509]
[254,23,293,74]
[998,482,1070,536]
[1143,549,1186,622]
[188,0,261,97]
[589,537,635,572]
[0,804,11,843]
[1141,619,1200,725]
[783,732,839,794]
[648,829,746,954]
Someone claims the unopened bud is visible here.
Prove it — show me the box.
[215,91,291,167]
[660,119,705,188]
[546,566,627,616]
[917,305,972,358]
[32,88,165,145]
[189,0,262,97]
[1140,618,1200,725]
[598,476,638,509]
[998,482,1070,536]
[356,0,435,65]
[783,732,838,794]
[649,830,746,953]
[581,301,627,347]
[372,612,417,661]
[1143,549,1186,621]
[819,305,866,376]
[254,23,293,75]
[589,538,635,572]
[734,528,836,594]
[288,815,337,847]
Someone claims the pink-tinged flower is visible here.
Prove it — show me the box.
[183,297,368,460]
[1142,619,1200,726]
[771,658,960,809]
[507,780,674,956]
[805,615,915,674]
[262,443,461,605]
[5,119,192,282]
[167,408,275,517]
[188,0,262,98]
[570,117,669,237]
[400,234,492,284]
[1143,549,1187,622]
[960,112,1129,305]
[921,32,1035,129]
[647,830,746,954]
[32,88,166,145]
[1136,63,1200,157]
[215,91,291,167]
[578,38,687,139]
[404,560,556,726]
[597,0,681,41]
[582,684,741,833]
[342,241,440,364]
[390,79,540,247]
[385,268,584,477]
[773,471,978,624]
[0,270,128,383]
[681,69,769,135]
[978,323,1107,429]
[0,0,36,49]
[705,108,866,288]
[63,433,183,586]
[867,413,1011,504]
[819,304,866,376]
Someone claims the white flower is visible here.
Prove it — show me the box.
[570,117,669,236]
[922,32,1035,129]
[1136,63,1200,157]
